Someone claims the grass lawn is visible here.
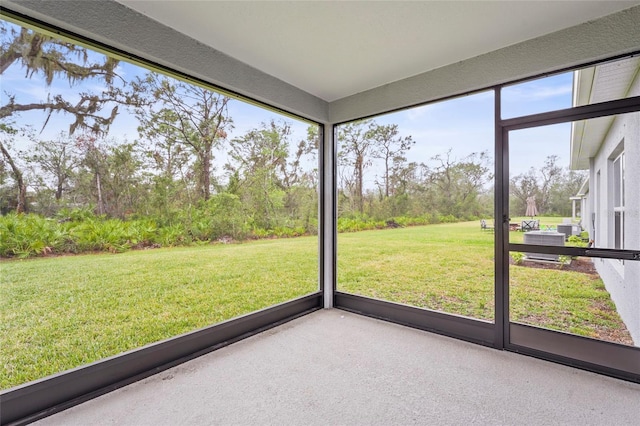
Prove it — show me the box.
[1,219,632,390]
[337,219,632,341]
[338,221,495,319]
[0,238,318,389]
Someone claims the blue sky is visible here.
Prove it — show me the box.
[1,18,314,171]
[2,53,314,150]
[359,72,575,189]
[2,19,575,185]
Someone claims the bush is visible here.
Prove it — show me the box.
[2,208,479,258]
[438,214,457,223]
[0,214,161,257]
[123,219,159,248]
[0,213,70,258]
[511,252,525,265]
[156,224,187,247]
[252,227,274,239]
[56,206,97,223]
[391,216,430,227]
[567,235,588,247]
[71,219,131,253]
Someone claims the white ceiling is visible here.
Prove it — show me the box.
[117,1,640,102]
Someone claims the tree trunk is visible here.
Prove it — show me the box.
[17,181,27,213]
[0,141,27,213]
[384,158,390,198]
[355,155,364,214]
[55,176,64,200]
[202,150,211,201]
[96,172,104,215]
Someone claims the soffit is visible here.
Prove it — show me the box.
[571,57,640,169]
[116,1,640,102]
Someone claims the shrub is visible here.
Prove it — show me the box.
[71,219,131,253]
[567,235,588,247]
[392,216,430,227]
[438,214,457,223]
[511,252,525,265]
[252,227,274,239]
[56,206,97,223]
[157,224,187,247]
[558,255,572,267]
[124,219,159,248]
[0,213,69,258]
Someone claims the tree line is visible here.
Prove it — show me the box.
[0,22,585,257]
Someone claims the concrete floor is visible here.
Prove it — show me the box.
[36,309,640,425]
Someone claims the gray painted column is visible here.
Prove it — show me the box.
[322,124,336,308]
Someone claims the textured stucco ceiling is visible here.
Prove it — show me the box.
[116,1,640,102]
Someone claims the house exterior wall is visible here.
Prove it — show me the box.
[587,74,640,345]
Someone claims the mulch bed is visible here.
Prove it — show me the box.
[510,256,598,275]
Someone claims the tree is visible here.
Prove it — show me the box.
[74,133,143,218]
[510,168,539,216]
[0,21,126,135]
[370,123,414,198]
[337,120,374,214]
[25,132,80,202]
[547,169,587,216]
[140,109,191,182]
[134,73,232,201]
[0,124,27,213]
[538,155,562,213]
[227,121,297,228]
[74,134,108,215]
[136,107,194,221]
[427,150,492,218]
[510,155,563,216]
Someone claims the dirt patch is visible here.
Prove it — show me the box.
[510,256,599,275]
[589,323,635,346]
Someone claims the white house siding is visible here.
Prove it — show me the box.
[586,75,640,345]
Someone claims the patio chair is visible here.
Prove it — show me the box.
[521,220,539,232]
[481,219,494,231]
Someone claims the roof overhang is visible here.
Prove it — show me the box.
[576,177,590,197]
[570,57,640,170]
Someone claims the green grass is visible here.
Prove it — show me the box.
[0,238,318,389]
[338,221,495,319]
[510,266,625,339]
[338,219,630,339]
[0,219,630,390]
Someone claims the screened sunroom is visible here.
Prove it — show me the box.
[1,1,639,424]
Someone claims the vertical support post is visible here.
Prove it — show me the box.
[321,123,336,308]
[494,87,508,349]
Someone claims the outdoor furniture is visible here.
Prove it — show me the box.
[509,223,520,231]
[521,220,539,232]
[480,219,494,231]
